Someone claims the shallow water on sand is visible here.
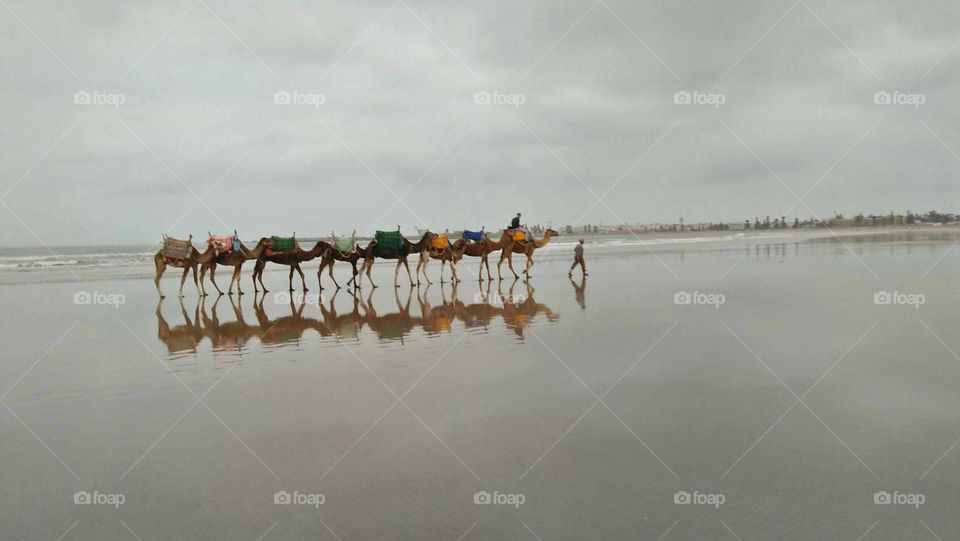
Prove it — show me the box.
[1,230,959,540]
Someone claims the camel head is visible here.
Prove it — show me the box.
[545,228,559,237]
[259,237,274,248]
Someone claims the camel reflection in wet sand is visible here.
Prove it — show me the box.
[154,279,560,353]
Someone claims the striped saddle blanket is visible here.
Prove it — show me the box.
[463,229,484,242]
[375,230,402,255]
[431,234,449,250]
[270,236,297,252]
[333,236,355,254]
[161,237,194,259]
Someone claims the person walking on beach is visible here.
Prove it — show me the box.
[569,238,587,277]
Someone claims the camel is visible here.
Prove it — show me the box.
[417,237,469,284]
[355,231,438,288]
[344,240,379,289]
[200,234,274,296]
[316,231,371,290]
[461,230,516,281]
[154,234,220,298]
[252,240,331,293]
[497,228,559,279]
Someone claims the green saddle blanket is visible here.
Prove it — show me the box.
[161,237,194,259]
[333,236,355,253]
[270,236,297,252]
[375,230,401,254]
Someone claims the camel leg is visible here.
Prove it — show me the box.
[288,266,295,291]
[366,260,377,288]
[451,261,459,283]
[394,260,402,288]
[234,267,243,295]
[484,257,492,281]
[178,267,190,298]
[329,260,340,289]
[297,264,308,291]
[348,261,358,289]
[316,260,326,291]
[155,260,166,298]
[403,258,415,286]
[506,254,519,279]
[210,265,223,295]
[439,261,446,284]
[421,257,433,285]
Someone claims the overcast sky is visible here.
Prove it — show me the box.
[1,0,958,246]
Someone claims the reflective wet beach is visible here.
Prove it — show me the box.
[1,231,959,540]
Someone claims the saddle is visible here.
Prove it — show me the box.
[269,235,297,253]
[208,235,234,254]
[375,230,402,256]
[333,235,356,254]
[161,236,194,260]
[431,234,449,251]
[512,230,526,242]
[463,229,484,242]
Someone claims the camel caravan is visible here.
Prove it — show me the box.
[154,226,559,298]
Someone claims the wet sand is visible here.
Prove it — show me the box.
[1,230,959,539]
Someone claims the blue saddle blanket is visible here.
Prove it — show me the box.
[463,230,484,242]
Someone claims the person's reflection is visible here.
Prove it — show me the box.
[459,280,498,330]
[569,275,586,310]
[358,287,416,344]
[500,280,558,338]
[156,297,203,357]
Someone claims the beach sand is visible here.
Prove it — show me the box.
[1,228,958,539]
